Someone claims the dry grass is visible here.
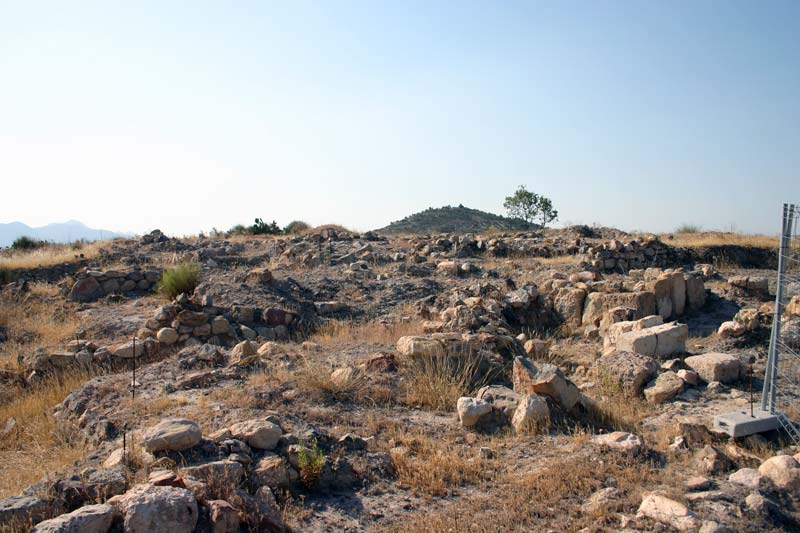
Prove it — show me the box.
[533,255,578,266]
[0,286,80,368]
[0,240,109,271]
[401,353,496,411]
[0,373,88,498]
[663,231,779,249]
[389,431,495,496]
[308,318,425,346]
[382,448,673,532]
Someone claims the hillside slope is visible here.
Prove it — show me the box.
[376,205,537,234]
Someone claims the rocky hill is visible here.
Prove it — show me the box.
[0,220,130,247]
[376,205,537,234]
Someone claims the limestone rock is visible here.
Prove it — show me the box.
[592,351,658,395]
[592,431,643,453]
[208,499,240,533]
[684,353,743,384]
[718,321,746,338]
[230,419,282,450]
[456,397,492,428]
[637,492,701,531]
[644,372,684,404]
[511,394,550,433]
[141,419,202,453]
[252,455,298,488]
[758,455,800,491]
[114,484,198,533]
[728,468,762,490]
[396,336,445,358]
[31,504,115,533]
[156,328,179,345]
[512,357,581,411]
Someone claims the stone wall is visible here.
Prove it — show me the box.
[67,267,163,302]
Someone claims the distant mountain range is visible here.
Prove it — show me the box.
[376,205,538,234]
[0,220,132,247]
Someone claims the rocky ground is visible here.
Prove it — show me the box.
[0,226,798,532]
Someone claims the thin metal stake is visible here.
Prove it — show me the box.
[123,431,127,465]
[749,364,753,418]
[132,336,136,403]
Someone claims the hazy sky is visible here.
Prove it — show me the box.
[1,1,798,236]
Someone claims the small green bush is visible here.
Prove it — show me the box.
[157,263,200,299]
[11,236,42,250]
[250,218,282,235]
[297,440,326,489]
[675,223,701,233]
[284,220,310,234]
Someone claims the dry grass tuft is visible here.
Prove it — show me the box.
[389,432,494,496]
[0,373,88,498]
[308,318,425,346]
[401,353,495,411]
[0,287,80,368]
[663,231,779,249]
[0,241,108,271]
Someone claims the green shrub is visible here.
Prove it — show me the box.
[157,263,200,299]
[250,218,282,235]
[284,220,310,234]
[297,440,326,489]
[675,223,701,233]
[11,236,42,250]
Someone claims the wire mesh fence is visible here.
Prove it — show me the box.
[762,203,800,444]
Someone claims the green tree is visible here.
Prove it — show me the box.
[503,185,558,228]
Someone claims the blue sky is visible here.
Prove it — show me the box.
[1,1,798,235]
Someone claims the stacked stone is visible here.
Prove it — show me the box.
[141,300,296,348]
[68,268,162,302]
[583,238,687,271]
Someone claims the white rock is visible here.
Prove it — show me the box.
[637,492,701,531]
[31,504,115,533]
[396,336,445,358]
[456,397,492,427]
[758,455,800,491]
[114,484,198,533]
[141,419,201,453]
[592,431,643,453]
[230,419,282,450]
[684,353,743,384]
[728,468,762,490]
[156,328,179,345]
[511,394,550,433]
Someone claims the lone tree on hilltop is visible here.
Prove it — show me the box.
[503,185,558,228]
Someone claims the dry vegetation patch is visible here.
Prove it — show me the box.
[663,231,779,249]
[0,241,107,272]
[383,448,674,532]
[308,317,425,345]
[0,374,88,498]
[0,285,80,368]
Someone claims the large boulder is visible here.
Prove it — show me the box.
[684,353,743,384]
[68,277,102,302]
[252,456,298,489]
[685,274,706,309]
[512,357,581,411]
[615,323,687,358]
[759,455,800,492]
[0,495,51,527]
[553,287,586,328]
[114,484,198,533]
[718,321,747,338]
[111,340,145,359]
[582,292,656,326]
[592,351,659,395]
[230,419,282,450]
[141,419,202,453]
[31,504,115,533]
